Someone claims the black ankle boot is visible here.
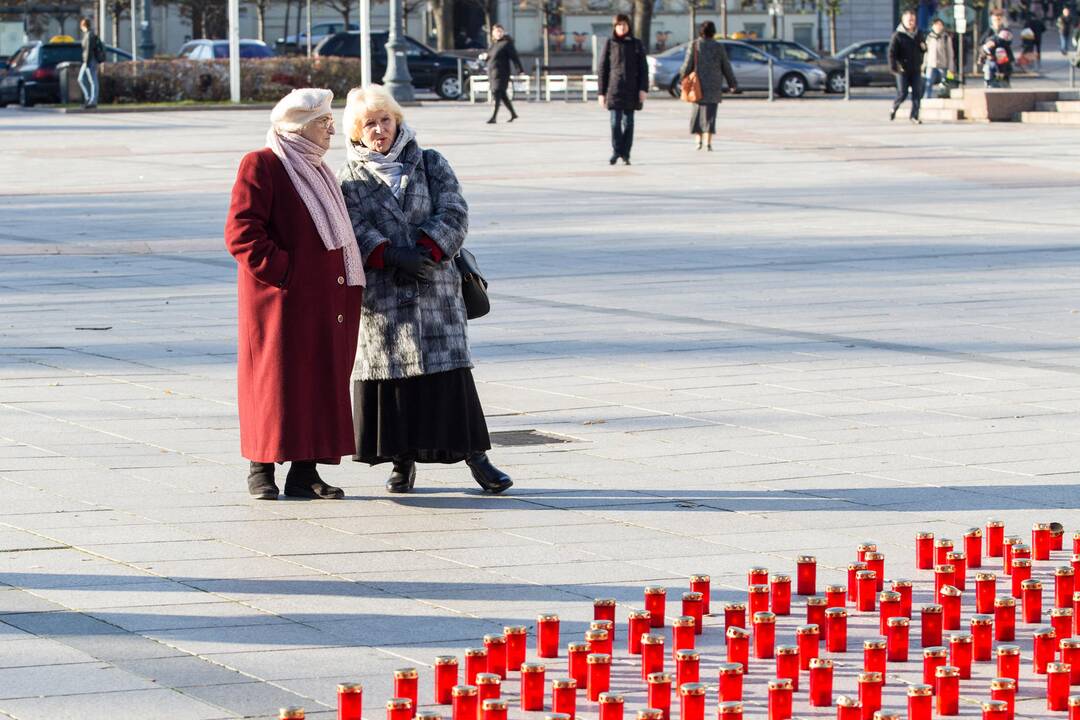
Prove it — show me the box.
[247,461,278,500]
[465,453,512,494]
[284,461,344,499]
[386,458,416,493]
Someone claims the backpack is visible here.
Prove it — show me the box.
[93,36,106,63]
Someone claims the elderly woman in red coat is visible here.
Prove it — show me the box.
[225,88,365,500]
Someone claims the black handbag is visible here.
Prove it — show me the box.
[455,247,489,320]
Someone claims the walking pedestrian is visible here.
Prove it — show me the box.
[598,13,648,165]
[1058,6,1074,53]
[1024,13,1045,68]
[484,24,524,124]
[679,21,738,151]
[77,18,104,108]
[225,88,364,500]
[337,85,513,496]
[980,10,1015,86]
[888,9,928,123]
[923,18,955,97]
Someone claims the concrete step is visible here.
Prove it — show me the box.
[1034,100,1080,112]
[1018,111,1080,124]
[922,98,966,110]
[920,107,964,121]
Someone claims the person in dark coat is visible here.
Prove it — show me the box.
[338,85,512,496]
[599,13,649,165]
[679,21,738,151]
[78,18,102,108]
[485,24,524,123]
[980,10,1016,86]
[888,9,928,123]
[225,88,365,500]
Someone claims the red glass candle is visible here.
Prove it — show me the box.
[1075,531,1080,555]
[435,657,458,705]
[723,602,746,631]
[965,527,984,569]
[594,598,616,624]
[776,645,799,691]
[1075,592,1080,635]
[858,541,878,563]
[753,612,776,659]
[971,615,994,661]
[718,663,743,702]
[1063,639,1080,684]
[826,584,847,611]
[538,615,560,658]
[886,617,909,662]
[995,596,1017,641]
[856,571,877,612]
[674,649,700,687]
[892,580,913,618]
[976,572,997,614]
[641,634,665,680]
[916,531,935,570]
[726,627,750,672]
[1022,579,1043,624]
[679,683,706,720]
[717,702,743,720]
[836,696,861,720]
[672,616,695,658]
[504,626,526,672]
[638,710,663,720]
[475,673,501,713]
[280,709,305,720]
[465,649,488,687]
[796,624,820,669]
[996,645,1021,686]
[1034,626,1057,674]
[568,643,589,688]
[807,597,827,640]
[747,585,769,616]
[682,592,704,635]
[1014,543,1031,565]
[946,551,967,592]
[809,658,833,707]
[690,574,711,615]
[982,700,1008,720]
[551,679,577,720]
[907,684,932,720]
[1058,567,1076,609]
[598,693,623,720]
[1052,607,1073,643]
[1010,559,1032,600]
[935,538,954,567]
[395,669,419,718]
[865,552,885,592]
[770,574,792,616]
[878,591,901,635]
[452,686,478,720]
[586,654,610,702]
[749,566,770,587]
[948,633,973,679]
[825,608,848,653]
[940,586,962,631]
[646,672,671,720]
[921,604,943,648]
[645,587,667,628]
[482,699,506,720]
[586,627,613,658]
[338,683,362,720]
[484,635,507,679]
[848,563,867,604]
[388,698,413,720]
[797,556,817,596]
[934,565,956,600]
[520,664,546,711]
[990,677,1016,720]
[628,611,650,655]
[1057,525,1069,552]
[1003,536,1020,574]
[858,671,883,720]
[987,519,1005,558]
[1034,523,1052,562]
[863,638,886,682]
[936,666,960,716]
[767,678,793,720]
[1049,662,1071,711]
[1072,695,1080,720]
[923,646,947,686]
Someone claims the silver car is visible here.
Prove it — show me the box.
[647,39,826,98]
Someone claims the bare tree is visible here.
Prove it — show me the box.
[321,0,350,26]
[461,0,496,34]
[107,0,129,44]
[818,0,840,53]
[632,0,652,51]
[251,0,271,40]
[432,0,454,50]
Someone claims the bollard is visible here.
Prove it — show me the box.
[457,57,464,101]
[535,58,542,102]
[767,57,775,102]
[844,56,851,101]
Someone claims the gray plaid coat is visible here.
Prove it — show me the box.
[338,139,470,381]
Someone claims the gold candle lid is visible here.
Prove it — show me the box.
[546,715,573,720]
[879,591,901,602]
[997,645,1021,656]
[935,537,954,548]
[674,649,700,661]
[859,541,878,551]
[922,604,943,614]
[887,617,909,627]
[465,648,488,657]
[1058,566,1076,576]
[1012,559,1032,571]
[776,644,797,655]
[1036,626,1059,638]
[916,530,934,539]
[873,713,900,720]
[628,610,651,621]
[858,671,882,683]
[863,638,886,650]
[550,678,576,689]
[946,551,966,562]
[521,663,546,673]
[990,677,1016,689]
[637,711,664,720]
[641,633,665,645]
[836,695,861,708]
[796,624,820,634]
[279,709,305,720]
[537,614,559,622]
[567,642,589,652]
[689,574,710,583]
[995,596,1016,607]
[748,584,769,594]
[964,527,982,538]
[806,596,828,607]
[1021,579,1042,590]
[798,554,817,563]
[394,668,419,679]
[971,614,994,626]
[1054,523,1067,533]
[987,519,1005,528]
[749,566,769,575]
[949,633,972,644]
[647,672,673,684]
[723,601,746,611]
[504,625,527,635]
[726,626,749,638]
[770,573,791,583]
[718,702,743,714]
[1052,608,1074,618]
[935,666,959,678]
[452,686,478,697]
[767,678,793,690]
[856,570,877,580]
[891,579,912,589]
[679,683,707,696]
[682,591,703,601]
[598,693,624,704]
[1034,522,1051,531]
[1014,543,1031,554]
[848,562,867,571]
[672,616,695,628]
[826,584,847,594]
[337,683,362,693]
[809,658,833,669]
[934,564,955,574]
[940,585,962,597]
[865,551,885,561]
[1070,696,1080,707]
[982,700,1008,712]
[907,684,933,697]
[717,662,744,674]
[435,655,458,666]
[644,586,667,595]
[481,700,508,711]
[753,611,776,624]
[590,620,613,631]
[417,712,441,720]
[483,634,506,645]
[1061,638,1080,649]
[594,597,616,607]
[923,646,947,657]
[387,699,413,710]
[1048,662,1070,673]
[474,673,501,686]
[584,629,609,641]
[586,653,611,664]
[824,607,848,618]
[976,572,997,581]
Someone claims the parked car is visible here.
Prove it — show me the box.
[315,31,475,99]
[0,39,82,107]
[744,39,848,93]
[831,39,893,86]
[177,39,274,60]
[276,21,359,53]
[647,39,827,98]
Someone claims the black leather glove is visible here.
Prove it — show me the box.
[383,246,436,283]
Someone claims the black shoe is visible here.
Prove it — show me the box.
[910,117,922,125]
[889,108,897,121]
[609,154,618,165]
[706,144,713,152]
[283,461,344,499]
[466,453,513,494]
[386,459,416,493]
[508,113,518,122]
[247,461,278,500]
[486,118,496,124]
[621,156,631,165]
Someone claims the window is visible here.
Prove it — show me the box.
[213,43,229,58]
[404,38,431,57]
[778,44,814,62]
[848,44,877,61]
[41,45,82,65]
[726,44,766,63]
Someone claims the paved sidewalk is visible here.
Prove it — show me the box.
[1,96,1079,719]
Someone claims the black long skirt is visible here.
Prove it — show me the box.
[353,368,491,465]
[690,103,718,134]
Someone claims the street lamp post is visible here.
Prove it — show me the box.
[139,0,154,58]
[383,0,415,102]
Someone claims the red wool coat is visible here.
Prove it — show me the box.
[225,147,362,463]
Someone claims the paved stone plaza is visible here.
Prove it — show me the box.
[1,94,1080,718]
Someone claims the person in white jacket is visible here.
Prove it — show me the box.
[923,18,956,98]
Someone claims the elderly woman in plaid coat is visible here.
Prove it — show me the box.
[338,85,512,495]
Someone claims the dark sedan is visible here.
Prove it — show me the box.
[314,31,472,99]
[832,39,894,86]
[0,40,82,107]
[744,39,849,93]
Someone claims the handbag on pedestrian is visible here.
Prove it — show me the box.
[681,41,703,103]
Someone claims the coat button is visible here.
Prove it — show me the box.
[337,314,344,323]
[337,276,345,285]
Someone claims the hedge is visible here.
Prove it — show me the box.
[99,56,363,104]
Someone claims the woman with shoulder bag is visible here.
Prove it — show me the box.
[679,21,738,151]
[598,13,649,165]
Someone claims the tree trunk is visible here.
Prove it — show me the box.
[434,0,453,50]
[633,0,652,51]
[294,1,302,48]
[828,10,836,53]
[689,3,696,41]
[283,0,291,46]
[256,1,265,41]
[541,2,549,66]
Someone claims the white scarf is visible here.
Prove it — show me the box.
[346,123,418,198]
[265,128,365,287]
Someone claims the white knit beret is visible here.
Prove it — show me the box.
[270,88,334,133]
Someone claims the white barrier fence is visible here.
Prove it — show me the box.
[468,74,600,103]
